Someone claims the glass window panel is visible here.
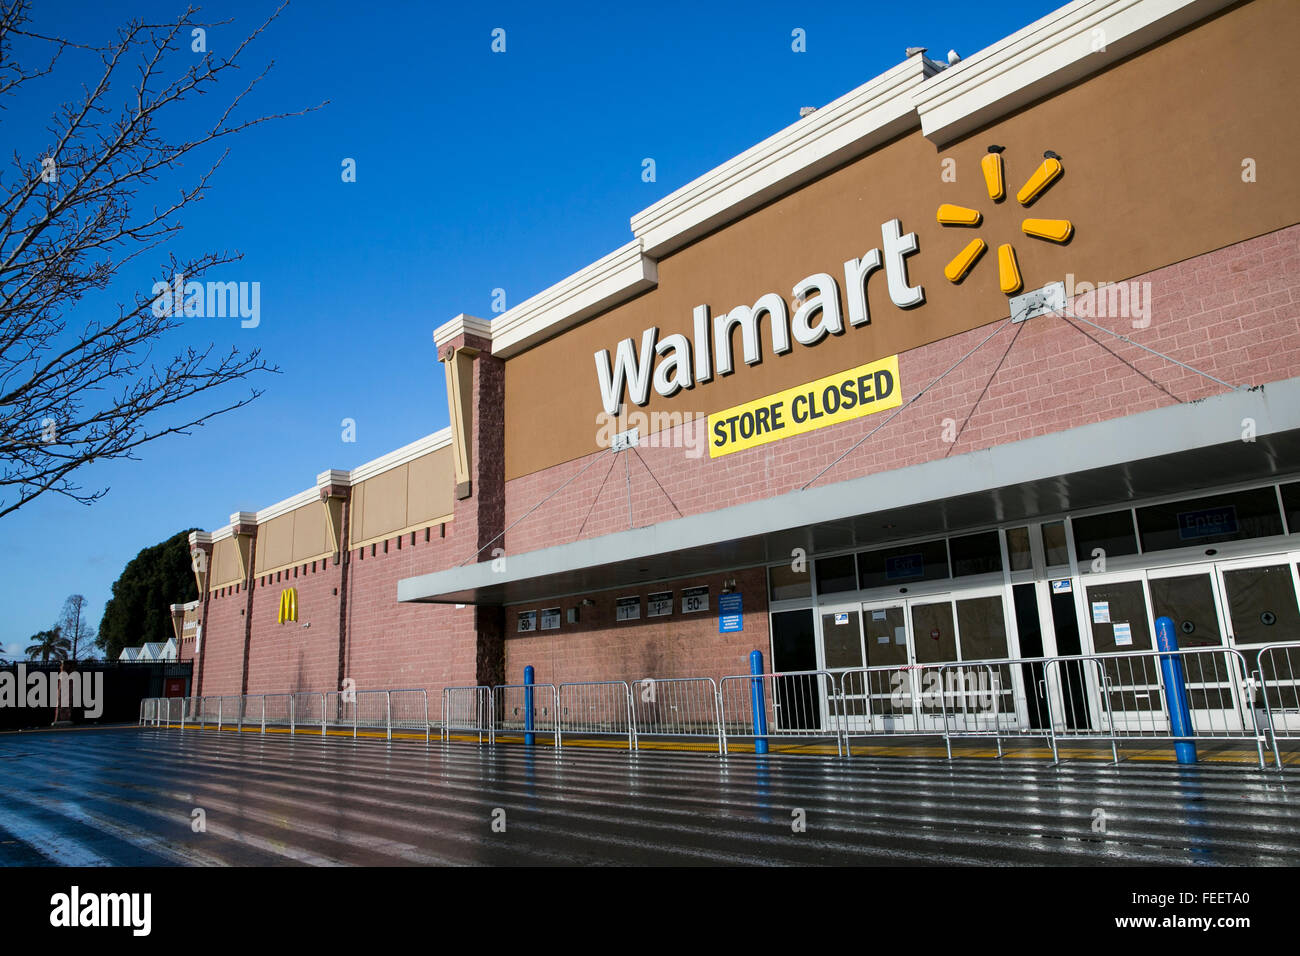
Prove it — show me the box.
[1221,564,1300,645]
[815,554,857,595]
[912,601,957,665]
[1136,488,1283,552]
[950,531,1002,577]
[1006,526,1033,572]
[820,610,863,670]
[1042,521,1070,566]
[858,539,949,590]
[956,596,1008,661]
[1148,574,1223,649]
[1073,510,1139,566]
[862,605,909,669]
[1281,482,1300,535]
[769,563,811,601]
[1085,580,1152,653]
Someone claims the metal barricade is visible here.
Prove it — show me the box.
[492,683,560,747]
[1048,647,1266,768]
[719,669,843,756]
[558,681,634,750]
[291,692,326,735]
[629,677,723,753]
[262,693,293,730]
[324,690,354,734]
[1255,641,1300,770]
[442,686,492,743]
[389,689,430,742]
[351,689,390,737]
[218,695,241,731]
[1041,655,1115,762]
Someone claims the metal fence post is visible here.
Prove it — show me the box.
[217,697,223,732]
[290,695,295,735]
[320,692,327,736]
[386,690,392,741]
[424,691,430,744]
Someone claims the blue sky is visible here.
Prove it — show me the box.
[0,0,1062,655]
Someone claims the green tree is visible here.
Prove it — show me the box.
[25,625,69,662]
[97,528,198,661]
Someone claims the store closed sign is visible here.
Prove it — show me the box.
[708,355,900,457]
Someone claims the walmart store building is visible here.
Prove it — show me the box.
[183,0,1300,737]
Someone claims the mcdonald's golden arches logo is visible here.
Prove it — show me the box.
[277,587,298,624]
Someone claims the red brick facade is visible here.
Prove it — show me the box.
[501,225,1300,556]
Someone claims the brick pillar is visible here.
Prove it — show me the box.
[469,334,506,687]
[437,318,507,687]
[230,512,258,696]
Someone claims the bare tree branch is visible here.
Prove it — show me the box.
[0,1,326,518]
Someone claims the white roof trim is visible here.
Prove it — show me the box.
[489,241,658,358]
[349,428,453,484]
[255,486,320,524]
[433,313,494,349]
[193,431,453,538]
[913,0,1235,142]
[444,0,1229,361]
[631,56,936,258]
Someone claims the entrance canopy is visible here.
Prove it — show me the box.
[397,378,1300,607]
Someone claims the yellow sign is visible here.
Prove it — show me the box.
[708,355,901,458]
[277,587,298,624]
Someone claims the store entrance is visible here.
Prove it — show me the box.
[1080,555,1300,732]
[821,588,1015,734]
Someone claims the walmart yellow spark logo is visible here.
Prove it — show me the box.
[937,146,1074,295]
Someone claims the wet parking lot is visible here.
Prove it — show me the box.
[0,726,1296,866]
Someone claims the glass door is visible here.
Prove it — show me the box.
[818,606,864,732]
[1215,556,1300,733]
[1080,575,1159,731]
[858,601,913,732]
[1146,564,1242,730]
[910,597,957,730]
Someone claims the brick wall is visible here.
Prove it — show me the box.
[341,527,475,700]
[501,225,1300,554]
[244,559,343,694]
[198,586,247,696]
[503,567,769,685]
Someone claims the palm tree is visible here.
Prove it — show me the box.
[25,626,70,663]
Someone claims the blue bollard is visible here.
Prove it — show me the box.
[524,664,535,748]
[1155,616,1197,764]
[750,650,768,755]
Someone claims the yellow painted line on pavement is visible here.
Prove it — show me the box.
[142,724,1294,765]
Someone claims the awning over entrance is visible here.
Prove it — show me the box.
[397,378,1300,607]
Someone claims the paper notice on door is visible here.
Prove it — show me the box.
[877,634,889,644]
[894,626,907,645]
[1091,601,1110,624]
[1113,622,1133,647]
[834,612,848,625]
[872,610,887,621]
